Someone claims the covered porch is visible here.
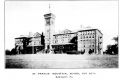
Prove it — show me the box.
[52,43,77,54]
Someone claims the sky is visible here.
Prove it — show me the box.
[5,0,118,51]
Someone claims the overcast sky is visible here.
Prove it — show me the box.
[5,1,118,51]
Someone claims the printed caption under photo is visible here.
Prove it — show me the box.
[32,72,96,79]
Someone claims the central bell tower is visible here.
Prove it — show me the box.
[44,12,55,53]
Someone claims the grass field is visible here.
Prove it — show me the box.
[5,54,118,69]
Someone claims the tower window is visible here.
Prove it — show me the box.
[84,36,85,39]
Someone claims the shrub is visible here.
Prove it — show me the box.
[5,49,11,55]
[11,48,17,55]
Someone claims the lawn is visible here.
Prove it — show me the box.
[5,54,118,69]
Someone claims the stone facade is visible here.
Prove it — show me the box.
[53,29,77,45]
[15,32,44,54]
[77,29,103,54]
[52,29,103,54]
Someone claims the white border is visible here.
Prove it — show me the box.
[0,0,120,81]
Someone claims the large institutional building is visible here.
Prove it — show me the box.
[52,29,103,54]
[15,32,44,54]
[15,12,103,54]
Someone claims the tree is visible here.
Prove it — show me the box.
[113,36,118,43]
[11,48,17,55]
[70,36,77,44]
[5,49,11,55]
[22,37,31,54]
[41,32,45,46]
[105,36,118,55]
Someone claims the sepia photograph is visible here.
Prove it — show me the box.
[5,0,118,69]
